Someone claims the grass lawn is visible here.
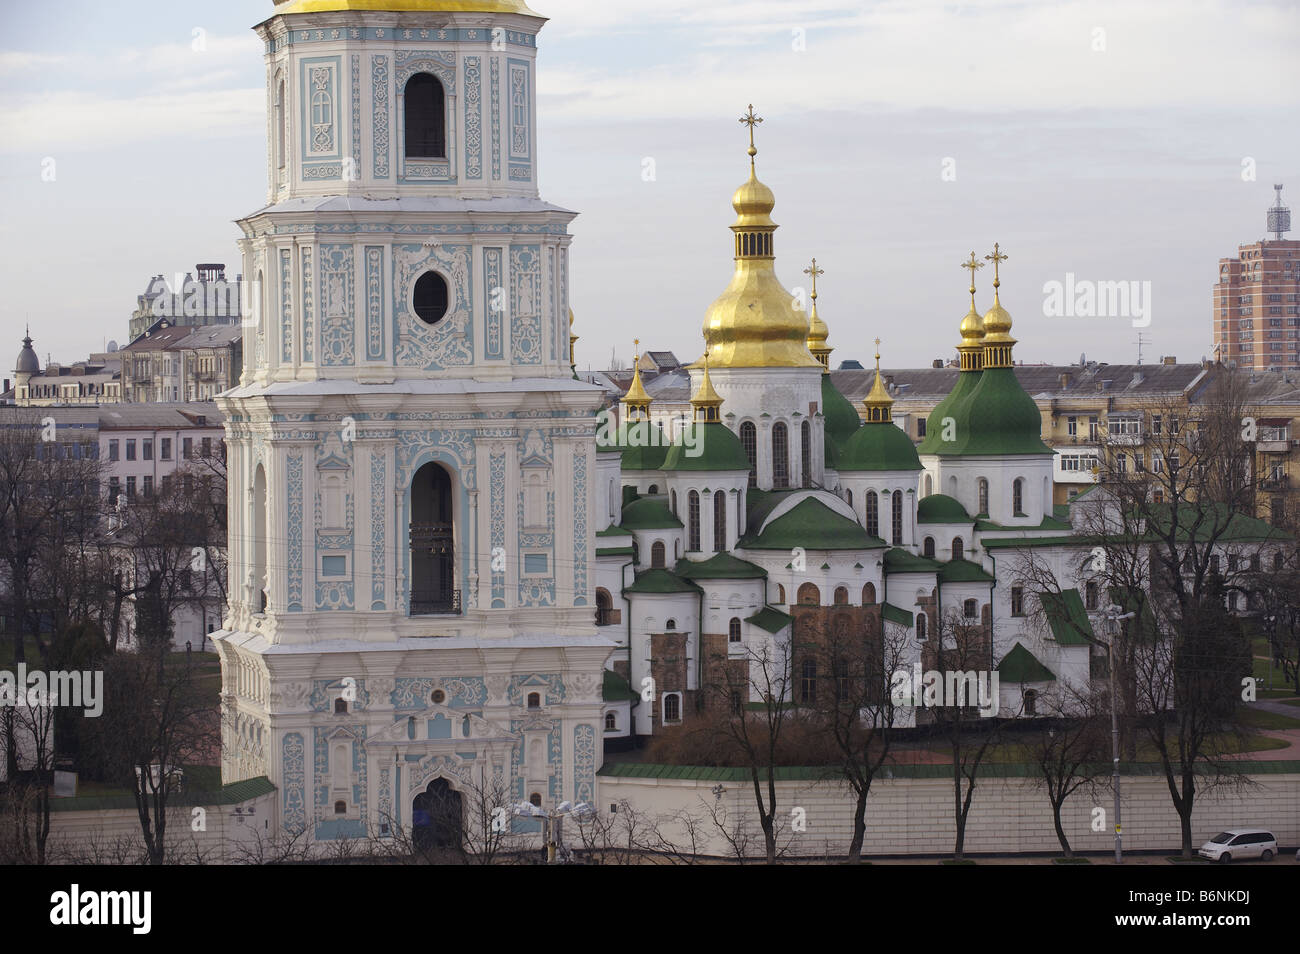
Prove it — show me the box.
[1235,708,1300,731]
[1259,687,1300,699]
[1281,699,1300,708]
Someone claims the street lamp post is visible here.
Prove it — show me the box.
[513,799,594,864]
[1103,604,1136,865]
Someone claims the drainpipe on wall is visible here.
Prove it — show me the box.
[621,559,638,741]
[987,550,998,674]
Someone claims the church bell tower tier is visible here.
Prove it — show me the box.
[215,0,613,846]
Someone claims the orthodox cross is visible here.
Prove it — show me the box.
[985,243,1008,289]
[739,104,763,162]
[804,258,824,302]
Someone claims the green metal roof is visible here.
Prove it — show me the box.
[674,552,766,580]
[616,421,672,471]
[882,602,914,627]
[976,515,1073,532]
[746,606,794,633]
[740,497,883,551]
[997,643,1058,683]
[1040,588,1095,646]
[620,496,683,530]
[917,493,971,524]
[981,535,1085,550]
[821,373,861,460]
[596,524,631,538]
[602,669,637,702]
[937,367,1054,457]
[883,547,941,574]
[938,558,994,583]
[917,369,980,455]
[837,419,923,472]
[596,546,635,558]
[661,421,751,473]
[622,568,701,595]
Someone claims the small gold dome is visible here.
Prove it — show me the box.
[807,299,829,346]
[732,170,776,228]
[959,303,985,343]
[691,353,724,422]
[862,344,893,423]
[273,0,541,13]
[622,347,652,415]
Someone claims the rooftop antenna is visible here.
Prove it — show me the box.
[1134,332,1149,365]
[1268,184,1291,241]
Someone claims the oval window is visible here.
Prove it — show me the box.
[413,272,449,325]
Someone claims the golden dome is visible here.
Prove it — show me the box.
[980,243,1016,369]
[702,107,820,370]
[622,346,652,417]
[959,302,985,343]
[862,343,893,423]
[272,0,541,15]
[803,258,831,371]
[691,353,724,422]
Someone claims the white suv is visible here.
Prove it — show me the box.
[1198,829,1278,863]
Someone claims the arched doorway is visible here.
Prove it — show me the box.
[410,462,457,615]
[412,777,463,851]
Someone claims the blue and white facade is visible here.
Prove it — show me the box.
[214,0,612,844]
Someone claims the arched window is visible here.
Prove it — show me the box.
[663,693,681,723]
[529,792,543,807]
[333,698,347,714]
[604,712,617,731]
[801,420,812,488]
[866,491,879,538]
[861,582,876,605]
[963,598,978,619]
[800,659,817,703]
[665,619,676,630]
[834,586,849,605]
[688,490,701,551]
[923,536,935,559]
[334,800,347,815]
[1023,689,1038,716]
[892,490,904,545]
[728,617,742,642]
[650,541,666,568]
[253,464,268,614]
[410,462,457,615]
[1013,478,1024,516]
[740,422,757,488]
[595,588,615,626]
[978,478,989,516]
[1085,581,1099,610]
[404,73,446,158]
[274,73,286,171]
[527,692,540,709]
[797,582,820,606]
[670,489,677,515]
[924,473,933,497]
[714,490,727,552]
[772,423,789,489]
[916,612,927,640]
[846,488,853,508]
[647,484,658,495]
[776,583,786,604]
[952,537,964,561]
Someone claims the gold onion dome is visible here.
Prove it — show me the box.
[622,342,652,416]
[690,353,724,422]
[701,106,821,370]
[980,243,1015,368]
[862,339,893,424]
[804,258,831,370]
[272,0,542,14]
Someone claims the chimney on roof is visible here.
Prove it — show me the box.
[1163,355,1176,366]
[932,359,943,369]
[1060,372,1072,389]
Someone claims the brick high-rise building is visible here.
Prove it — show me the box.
[1214,185,1300,370]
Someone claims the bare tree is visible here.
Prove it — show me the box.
[1020,682,1109,857]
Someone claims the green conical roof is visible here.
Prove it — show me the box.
[661,421,751,472]
[821,374,861,465]
[943,367,1052,456]
[837,418,922,472]
[917,369,979,454]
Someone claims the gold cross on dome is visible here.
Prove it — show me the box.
[961,251,984,289]
[985,243,1008,287]
[804,259,824,299]
[874,337,882,370]
[739,104,763,159]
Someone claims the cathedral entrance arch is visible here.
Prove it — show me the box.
[412,777,463,851]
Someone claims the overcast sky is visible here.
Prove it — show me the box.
[1,0,1297,373]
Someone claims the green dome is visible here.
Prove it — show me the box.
[917,493,971,524]
[917,369,978,455]
[837,420,922,472]
[621,496,683,530]
[944,367,1053,456]
[661,421,751,472]
[616,420,672,470]
[821,374,861,464]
